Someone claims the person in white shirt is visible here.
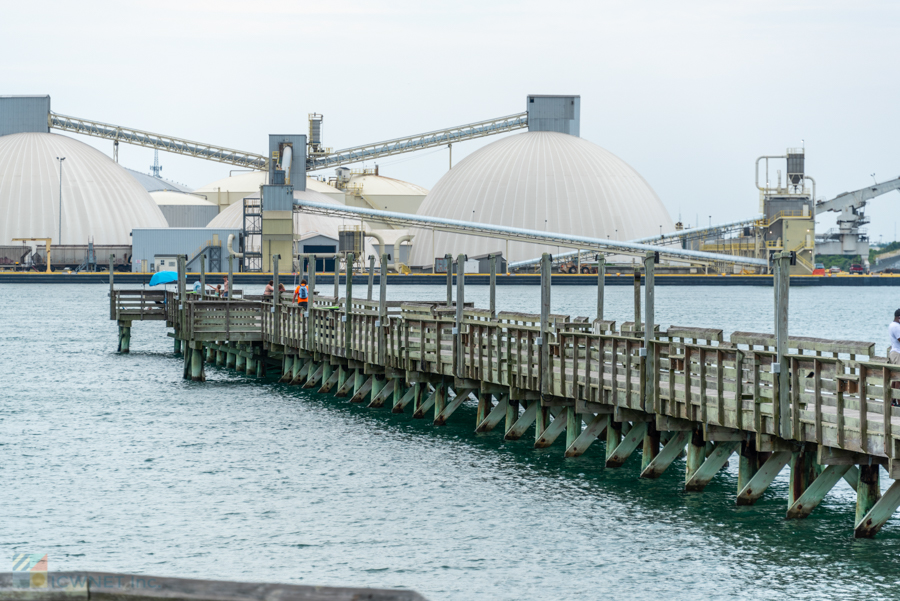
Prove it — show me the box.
[890,309,900,365]
[889,309,900,403]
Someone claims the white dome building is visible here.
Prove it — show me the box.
[0,133,168,245]
[407,131,675,266]
[344,173,428,214]
[150,191,219,227]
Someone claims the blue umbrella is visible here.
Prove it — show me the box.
[149,271,178,286]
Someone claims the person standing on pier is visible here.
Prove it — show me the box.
[294,279,309,308]
[890,309,900,401]
[222,276,229,297]
[263,280,274,296]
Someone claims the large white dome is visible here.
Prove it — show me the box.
[0,133,168,245]
[407,131,675,266]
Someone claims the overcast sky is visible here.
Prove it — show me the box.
[4,0,900,242]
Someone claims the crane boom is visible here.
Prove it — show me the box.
[815,176,900,214]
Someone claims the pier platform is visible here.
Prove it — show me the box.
[108,253,900,538]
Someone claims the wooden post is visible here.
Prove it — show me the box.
[246,349,257,375]
[308,255,316,353]
[456,253,466,376]
[235,344,246,372]
[685,427,706,483]
[738,440,760,493]
[109,254,115,320]
[345,252,354,354]
[633,266,641,328]
[643,251,655,413]
[379,253,388,364]
[273,254,280,307]
[379,254,388,320]
[540,253,551,396]
[367,255,375,301]
[119,324,131,353]
[334,253,340,299]
[856,464,881,529]
[177,254,187,349]
[199,253,206,299]
[445,253,453,306]
[489,254,497,319]
[227,254,233,300]
[191,346,203,381]
[596,256,605,321]
[774,252,791,438]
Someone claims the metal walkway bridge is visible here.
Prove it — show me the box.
[48,111,527,173]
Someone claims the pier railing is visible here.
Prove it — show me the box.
[110,290,168,321]
[108,251,900,538]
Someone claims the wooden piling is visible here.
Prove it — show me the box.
[856,465,881,528]
[596,256,605,321]
[367,255,375,301]
[456,254,465,376]
[489,254,497,318]
[334,253,340,299]
[345,253,354,353]
[774,252,791,439]
[445,253,453,306]
[633,266,641,327]
[191,346,203,381]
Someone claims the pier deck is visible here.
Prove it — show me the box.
[108,253,900,538]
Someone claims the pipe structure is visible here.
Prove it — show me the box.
[510,216,765,270]
[393,234,414,269]
[365,231,386,266]
[280,145,293,185]
[756,155,786,191]
[226,234,244,258]
[294,200,768,267]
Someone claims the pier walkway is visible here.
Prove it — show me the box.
[108,253,900,538]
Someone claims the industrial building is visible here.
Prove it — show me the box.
[193,172,346,211]
[0,128,169,246]
[408,96,674,266]
[151,191,219,228]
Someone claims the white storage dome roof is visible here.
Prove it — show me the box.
[150,191,215,205]
[0,132,168,245]
[407,131,675,265]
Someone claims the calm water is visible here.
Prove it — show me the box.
[3,283,900,600]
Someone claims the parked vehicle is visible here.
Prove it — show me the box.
[849,264,866,274]
[830,266,842,273]
[812,262,826,276]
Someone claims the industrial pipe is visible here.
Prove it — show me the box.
[293,199,769,267]
[226,234,243,258]
[365,231,387,266]
[756,155,786,191]
[280,145,293,185]
[508,216,764,269]
[393,234,414,269]
[804,176,816,204]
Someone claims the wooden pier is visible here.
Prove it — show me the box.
[109,252,900,538]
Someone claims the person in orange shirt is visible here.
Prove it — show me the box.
[293,279,309,308]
